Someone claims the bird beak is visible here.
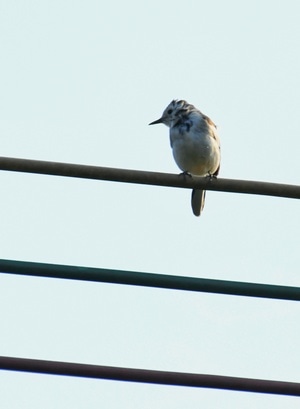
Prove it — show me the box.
[149,117,164,125]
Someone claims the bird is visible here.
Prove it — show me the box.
[149,99,221,216]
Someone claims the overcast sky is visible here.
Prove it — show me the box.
[0,1,300,408]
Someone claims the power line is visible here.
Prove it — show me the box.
[1,157,299,400]
[0,156,299,198]
[1,259,300,301]
[1,356,299,396]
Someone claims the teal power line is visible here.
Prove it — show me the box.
[0,259,299,301]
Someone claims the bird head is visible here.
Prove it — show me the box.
[149,99,194,128]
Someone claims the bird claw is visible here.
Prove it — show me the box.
[179,171,192,179]
[207,172,217,180]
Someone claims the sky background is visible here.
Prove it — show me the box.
[0,1,300,408]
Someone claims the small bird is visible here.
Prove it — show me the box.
[149,99,221,216]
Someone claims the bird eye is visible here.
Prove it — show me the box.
[167,109,173,115]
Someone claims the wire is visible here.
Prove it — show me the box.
[1,356,300,396]
[1,157,299,399]
[0,156,299,198]
[1,259,300,301]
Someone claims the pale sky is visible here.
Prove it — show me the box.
[0,1,300,408]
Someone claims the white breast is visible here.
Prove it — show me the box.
[170,114,220,176]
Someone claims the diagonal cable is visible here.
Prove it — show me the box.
[1,259,300,301]
[0,356,300,396]
[0,156,299,198]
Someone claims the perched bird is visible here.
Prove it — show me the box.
[149,99,221,216]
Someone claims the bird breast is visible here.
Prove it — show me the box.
[170,125,220,176]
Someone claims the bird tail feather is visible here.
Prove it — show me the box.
[191,189,206,217]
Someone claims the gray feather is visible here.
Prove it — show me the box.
[191,189,206,217]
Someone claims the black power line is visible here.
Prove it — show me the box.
[1,356,300,396]
[0,156,299,198]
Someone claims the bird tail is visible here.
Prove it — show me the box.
[191,189,206,217]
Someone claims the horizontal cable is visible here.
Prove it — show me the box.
[1,259,300,301]
[0,156,299,198]
[1,356,300,396]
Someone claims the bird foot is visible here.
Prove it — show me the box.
[207,172,217,180]
[179,171,192,179]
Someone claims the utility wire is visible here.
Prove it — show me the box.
[0,156,299,198]
[1,356,300,396]
[1,259,300,301]
[1,157,299,398]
